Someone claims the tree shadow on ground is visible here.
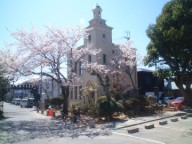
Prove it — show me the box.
[0,118,112,143]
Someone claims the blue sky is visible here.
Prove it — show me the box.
[0,0,169,61]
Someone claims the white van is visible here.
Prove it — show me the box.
[12,98,22,105]
[20,98,34,108]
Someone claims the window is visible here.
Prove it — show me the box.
[75,86,77,99]
[88,55,92,63]
[103,54,106,64]
[74,62,77,74]
[125,66,130,73]
[112,50,115,54]
[102,34,106,43]
[79,61,82,75]
[70,89,73,99]
[88,35,91,43]
[79,86,82,100]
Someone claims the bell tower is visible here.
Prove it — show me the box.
[92,4,102,19]
[85,4,113,65]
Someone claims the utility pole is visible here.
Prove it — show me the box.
[70,48,73,81]
[40,64,43,102]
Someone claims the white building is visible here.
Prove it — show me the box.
[18,78,61,103]
[69,4,137,105]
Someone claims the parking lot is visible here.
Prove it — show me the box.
[1,102,192,144]
[113,116,192,144]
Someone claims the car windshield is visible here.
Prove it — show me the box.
[164,97,174,101]
[175,97,184,101]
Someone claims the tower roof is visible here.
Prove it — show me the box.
[92,3,102,19]
[93,3,102,10]
[87,4,113,30]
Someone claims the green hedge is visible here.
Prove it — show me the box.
[97,96,124,119]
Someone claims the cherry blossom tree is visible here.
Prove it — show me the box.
[82,41,139,101]
[41,78,52,102]
[111,41,138,94]
[0,26,98,114]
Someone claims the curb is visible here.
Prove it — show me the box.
[145,124,154,129]
[127,128,139,134]
[159,121,168,125]
[181,116,188,119]
[187,113,192,117]
[114,112,186,130]
[171,118,178,122]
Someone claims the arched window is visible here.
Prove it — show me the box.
[103,54,106,64]
[88,35,91,43]
[102,34,106,43]
[88,55,92,63]
[79,61,82,75]
[75,86,78,99]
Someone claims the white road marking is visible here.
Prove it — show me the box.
[112,131,166,144]
[156,125,188,131]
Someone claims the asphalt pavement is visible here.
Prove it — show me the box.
[1,102,192,144]
[113,110,188,130]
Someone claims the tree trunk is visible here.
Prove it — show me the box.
[185,83,192,106]
[175,81,192,106]
[91,71,111,101]
[103,75,111,101]
[61,85,69,115]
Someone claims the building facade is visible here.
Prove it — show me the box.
[70,4,137,105]
[137,68,164,97]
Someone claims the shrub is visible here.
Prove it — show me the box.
[126,95,148,114]
[128,96,140,107]
[117,99,132,111]
[97,96,124,119]
[124,100,133,110]
[128,95,148,107]
[116,102,124,111]
[97,96,107,104]
[97,96,116,104]
[146,96,156,105]
[49,97,64,107]
[117,100,123,105]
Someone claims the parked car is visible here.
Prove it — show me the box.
[20,98,34,108]
[11,99,16,104]
[16,98,22,105]
[12,98,22,105]
[171,97,184,106]
[162,96,175,106]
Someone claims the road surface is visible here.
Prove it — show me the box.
[0,102,192,144]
